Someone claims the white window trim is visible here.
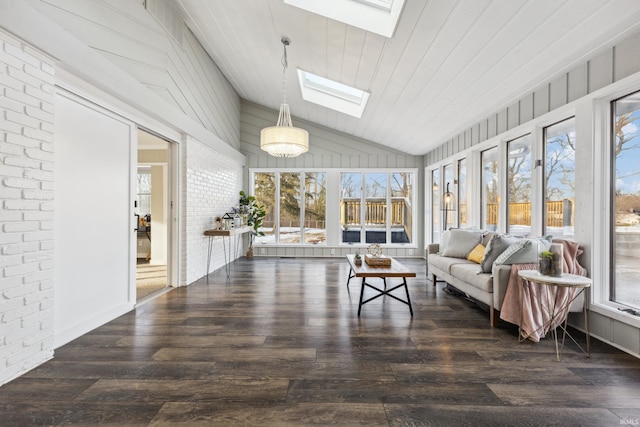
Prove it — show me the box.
[250,168,418,249]
[591,78,640,329]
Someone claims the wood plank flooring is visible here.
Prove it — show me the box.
[1,257,639,426]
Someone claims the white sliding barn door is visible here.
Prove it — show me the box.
[54,90,136,347]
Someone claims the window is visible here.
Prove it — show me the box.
[611,91,640,310]
[254,171,326,245]
[304,172,326,244]
[458,159,467,228]
[391,172,413,243]
[297,70,370,118]
[279,172,301,243]
[544,118,575,237]
[341,172,362,243]
[365,172,387,244]
[481,147,499,231]
[432,169,440,242]
[507,134,532,236]
[443,164,455,230]
[254,172,276,242]
[341,171,415,244]
[136,167,151,215]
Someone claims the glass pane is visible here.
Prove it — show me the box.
[544,118,575,237]
[443,164,455,230]
[458,159,467,228]
[365,172,387,244]
[481,147,499,231]
[254,172,275,244]
[432,169,440,242]
[612,91,640,310]
[304,172,326,244]
[391,172,413,243]
[137,169,151,215]
[341,172,362,243]
[507,134,532,236]
[279,172,301,243]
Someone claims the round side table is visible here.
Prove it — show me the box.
[517,269,591,361]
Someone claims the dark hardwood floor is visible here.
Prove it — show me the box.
[1,257,639,426]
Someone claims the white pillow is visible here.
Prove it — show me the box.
[441,229,483,259]
[439,230,451,254]
[493,235,553,265]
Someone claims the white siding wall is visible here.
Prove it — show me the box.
[0,0,245,384]
[181,137,244,285]
[240,101,425,258]
[425,31,640,358]
[0,30,56,384]
[32,0,241,150]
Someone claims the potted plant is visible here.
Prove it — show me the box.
[354,250,362,266]
[239,191,266,257]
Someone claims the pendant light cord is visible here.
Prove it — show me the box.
[281,38,289,104]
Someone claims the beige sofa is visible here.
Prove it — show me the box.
[427,229,585,327]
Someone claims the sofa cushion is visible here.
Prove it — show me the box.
[494,235,553,265]
[429,253,471,274]
[441,229,483,259]
[450,264,494,293]
[480,233,518,273]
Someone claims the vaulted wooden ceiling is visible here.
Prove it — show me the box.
[174,0,640,155]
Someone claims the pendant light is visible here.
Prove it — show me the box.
[260,37,309,158]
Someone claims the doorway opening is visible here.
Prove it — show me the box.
[136,129,172,301]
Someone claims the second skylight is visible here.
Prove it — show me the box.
[298,70,370,118]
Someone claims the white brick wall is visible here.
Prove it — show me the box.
[0,30,55,386]
[181,137,243,285]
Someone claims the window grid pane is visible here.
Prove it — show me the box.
[304,172,326,244]
[482,147,499,231]
[507,134,532,236]
[254,172,276,244]
[612,91,640,310]
[544,118,576,237]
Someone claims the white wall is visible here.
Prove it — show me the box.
[0,29,56,384]
[0,0,246,384]
[424,30,640,358]
[240,101,426,258]
[181,137,244,285]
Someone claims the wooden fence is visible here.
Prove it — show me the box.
[484,199,573,227]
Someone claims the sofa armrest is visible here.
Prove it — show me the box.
[427,244,440,256]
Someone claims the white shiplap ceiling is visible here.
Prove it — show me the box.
[173,0,640,156]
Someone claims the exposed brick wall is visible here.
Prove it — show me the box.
[0,30,55,385]
[181,137,243,285]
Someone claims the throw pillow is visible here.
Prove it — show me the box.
[467,243,485,264]
[481,231,496,247]
[439,230,451,254]
[480,233,518,273]
[493,235,553,265]
[441,229,483,259]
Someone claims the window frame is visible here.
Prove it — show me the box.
[250,168,417,249]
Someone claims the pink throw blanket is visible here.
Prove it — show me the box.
[500,239,584,342]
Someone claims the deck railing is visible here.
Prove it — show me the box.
[484,199,574,227]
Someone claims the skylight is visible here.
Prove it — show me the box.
[297,70,370,118]
[284,0,405,38]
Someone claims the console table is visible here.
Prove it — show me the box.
[517,269,591,361]
[346,254,416,316]
[204,226,251,279]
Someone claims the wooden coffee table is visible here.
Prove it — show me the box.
[346,254,416,316]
